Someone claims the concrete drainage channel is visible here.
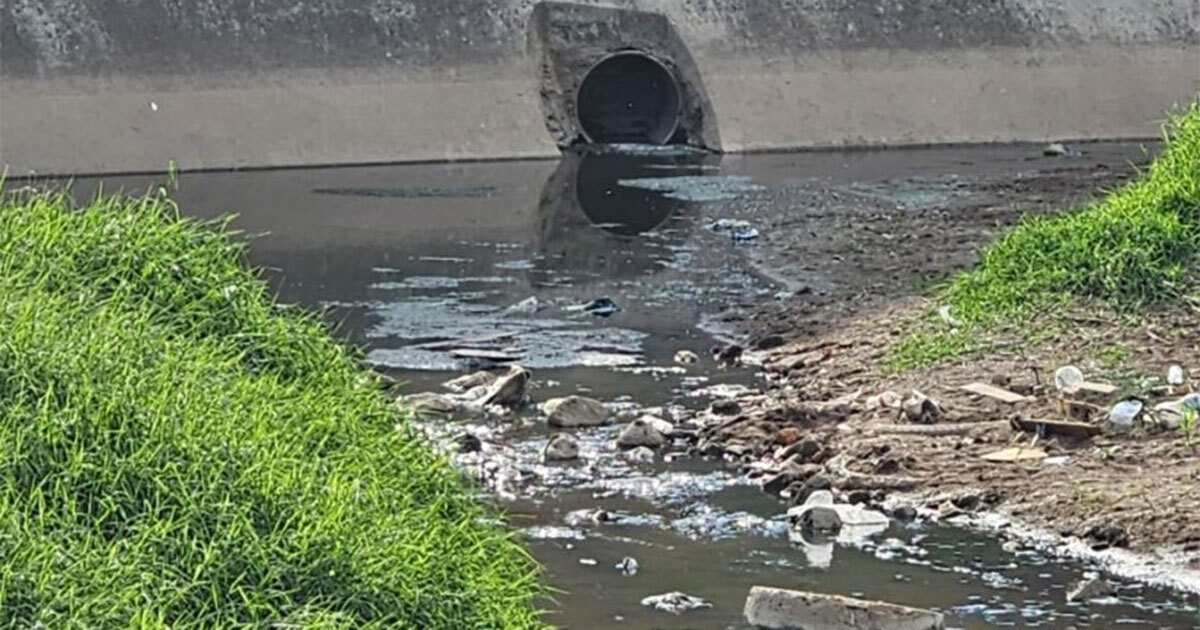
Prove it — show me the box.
[531,2,721,152]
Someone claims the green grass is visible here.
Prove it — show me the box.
[0,187,544,628]
[888,102,1200,370]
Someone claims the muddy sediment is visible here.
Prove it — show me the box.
[702,145,1200,583]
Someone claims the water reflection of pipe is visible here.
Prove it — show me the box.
[532,148,719,278]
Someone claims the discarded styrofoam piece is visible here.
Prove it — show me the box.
[1054,366,1085,392]
[1167,364,1187,386]
[787,490,889,528]
[744,586,946,630]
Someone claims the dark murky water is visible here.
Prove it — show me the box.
[75,144,1196,629]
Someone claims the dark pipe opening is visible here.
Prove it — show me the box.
[576,52,682,145]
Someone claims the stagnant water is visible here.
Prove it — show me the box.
[76,145,1196,629]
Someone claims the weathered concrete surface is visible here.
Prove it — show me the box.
[2,1,1197,175]
[744,587,945,630]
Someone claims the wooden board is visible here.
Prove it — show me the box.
[960,382,1032,403]
[981,446,1047,463]
[1074,381,1118,395]
[1011,416,1103,439]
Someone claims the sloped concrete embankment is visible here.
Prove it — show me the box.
[2,0,1197,175]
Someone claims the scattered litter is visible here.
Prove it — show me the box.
[1106,399,1144,432]
[938,305,959,326]
[568,297,620,318]
[641,591,713,614]
[1054,366,1085,392]
[503,296,540,315]
[578,558,598,566]
[1168,364,1187,386]
[960,382,1031,404]
[1044,456,1071,467]
[1153,393,1200,429]
[866,391,903,410]
[1043,142,1071,157]
[981,447,1048,463]
[901,390,941,424]
[788,490,889,531]
[674,349,700,364]
[731,225,760,242]
[711,344,744,365]
[616,556,639,576]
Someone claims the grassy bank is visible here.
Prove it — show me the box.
[889,102,1200,370]
[0,188,543,627]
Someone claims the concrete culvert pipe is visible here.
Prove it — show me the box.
[576,52,682,145]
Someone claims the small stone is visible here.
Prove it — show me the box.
[891,505,918,521]
[622,446,656,463]
[873,457,901,475]
[674,350,700,364]
[1066,576,1114,603]
[403,392,459,416]
[544,396,611,427]
[544,434,580,462]
[455,433,482,453]
[776,427,803,446]
[711,399,742,415]
[1043,142,1069,157]
[846,490,872,505]
[1082,522,1129,550]
[640,415,675,436]
[616,419,666,449]
[442,370,497,393]
[790,474,831,505]
[778,439,822,463]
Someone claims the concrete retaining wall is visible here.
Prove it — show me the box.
[2,0,1197,175]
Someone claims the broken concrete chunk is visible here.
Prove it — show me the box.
[744,586,945,630]
[544,395,611,427]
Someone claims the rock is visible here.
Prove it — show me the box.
[442,370,497,393]
[778,439,823,463]
[744,586,945,630]
[789,474,831,505]
[776,427,803,446]
[674,349,700,364]
[712,399,742,415]
[616,419,667,449]
[755,334,786,351]
[544,395,611,427]
[641,591,712,614]
[901,390,940,424]
[1066,576,1114,603]
[845,490,872,505]
[570,297,619,317]
[1082,522,1129,550]
[640,415,675,435]
[615,556,639,576]
[712,343,744,365]
[454,432,482,453]
[891,506,918,521]
[622,446,656,463]
[480,366,530,407]
[1043,142,1069,157]
[544,434,581,461]
[402,392,459,416]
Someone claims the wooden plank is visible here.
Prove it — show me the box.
[1011,416,1103,439]
[1074,381,1118,395]
[960,382,1031,404]
[981,446,1047,463]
